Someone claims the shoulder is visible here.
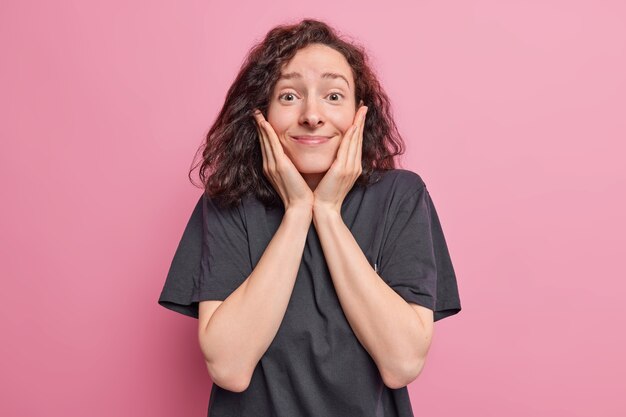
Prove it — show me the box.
[370,168,427,197]
[201,191,248,231]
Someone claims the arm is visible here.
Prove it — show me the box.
[198,205,312,392]
[312,208,434,389]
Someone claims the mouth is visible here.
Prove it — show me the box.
[290,135,333,145]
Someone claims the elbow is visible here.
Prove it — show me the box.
[200,337,252,392]
[381,357,426,390]
[407,357,426,384]
[219,378,251,393]
[205,360,251,393]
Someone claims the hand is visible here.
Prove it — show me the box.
[253,109,314,211]
[312,104,368,214]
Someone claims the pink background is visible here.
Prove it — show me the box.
[2,1,625,416]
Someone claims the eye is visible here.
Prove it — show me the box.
[278,92,297,102]
[278,91,344,102]
[328,92,344,101]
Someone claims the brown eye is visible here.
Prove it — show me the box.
[328,92,343,101]
[279,93,296,101]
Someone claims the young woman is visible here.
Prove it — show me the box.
[159,18,462,417]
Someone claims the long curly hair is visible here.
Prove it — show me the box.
[190,18,406,209]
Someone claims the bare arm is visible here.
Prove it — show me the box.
[312,208,434,389]
[198,205,312,392]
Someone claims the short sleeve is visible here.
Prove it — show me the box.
[157,193,252,319]
[378,184,462,322]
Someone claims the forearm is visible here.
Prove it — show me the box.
[200,206,312,388]
[312,209,429,388]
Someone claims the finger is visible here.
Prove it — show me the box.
[346,122,359,169]
[258,121,276,171]
[336,123,357,167]
[253,111,275,171]
[261,120,285,160]
[355,107,367,171]
[347,107,365,168]
[254,111,286,162]
[356,109,365,174]
[338,105,363,165]
[256,123,268,171]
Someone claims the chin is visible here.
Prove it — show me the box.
[292,159,332,174]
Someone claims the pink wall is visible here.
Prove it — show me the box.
[2,1,624,416]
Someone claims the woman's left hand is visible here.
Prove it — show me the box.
[312,104,368,214]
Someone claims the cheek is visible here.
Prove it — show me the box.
[267,113,292,134]
[266,104,281,127]
[326,138,343,157]
[330,112,355,134]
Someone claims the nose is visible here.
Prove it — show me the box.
[298,98,324,128]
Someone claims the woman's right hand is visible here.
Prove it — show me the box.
[253,109,314,211]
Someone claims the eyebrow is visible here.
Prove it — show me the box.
[277,71,351,89]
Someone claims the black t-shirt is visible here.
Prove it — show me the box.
[158,168,462,417]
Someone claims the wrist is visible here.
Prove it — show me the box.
[284,204,313,225]
[312,205,342,225]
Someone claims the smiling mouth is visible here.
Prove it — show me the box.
[290,135,333,144]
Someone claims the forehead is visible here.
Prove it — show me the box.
[278,44,353,86]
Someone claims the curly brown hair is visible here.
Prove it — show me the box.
[190,18,407,209]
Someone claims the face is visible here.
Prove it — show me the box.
[267,43,357,189]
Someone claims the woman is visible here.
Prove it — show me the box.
[159,18,462,417]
